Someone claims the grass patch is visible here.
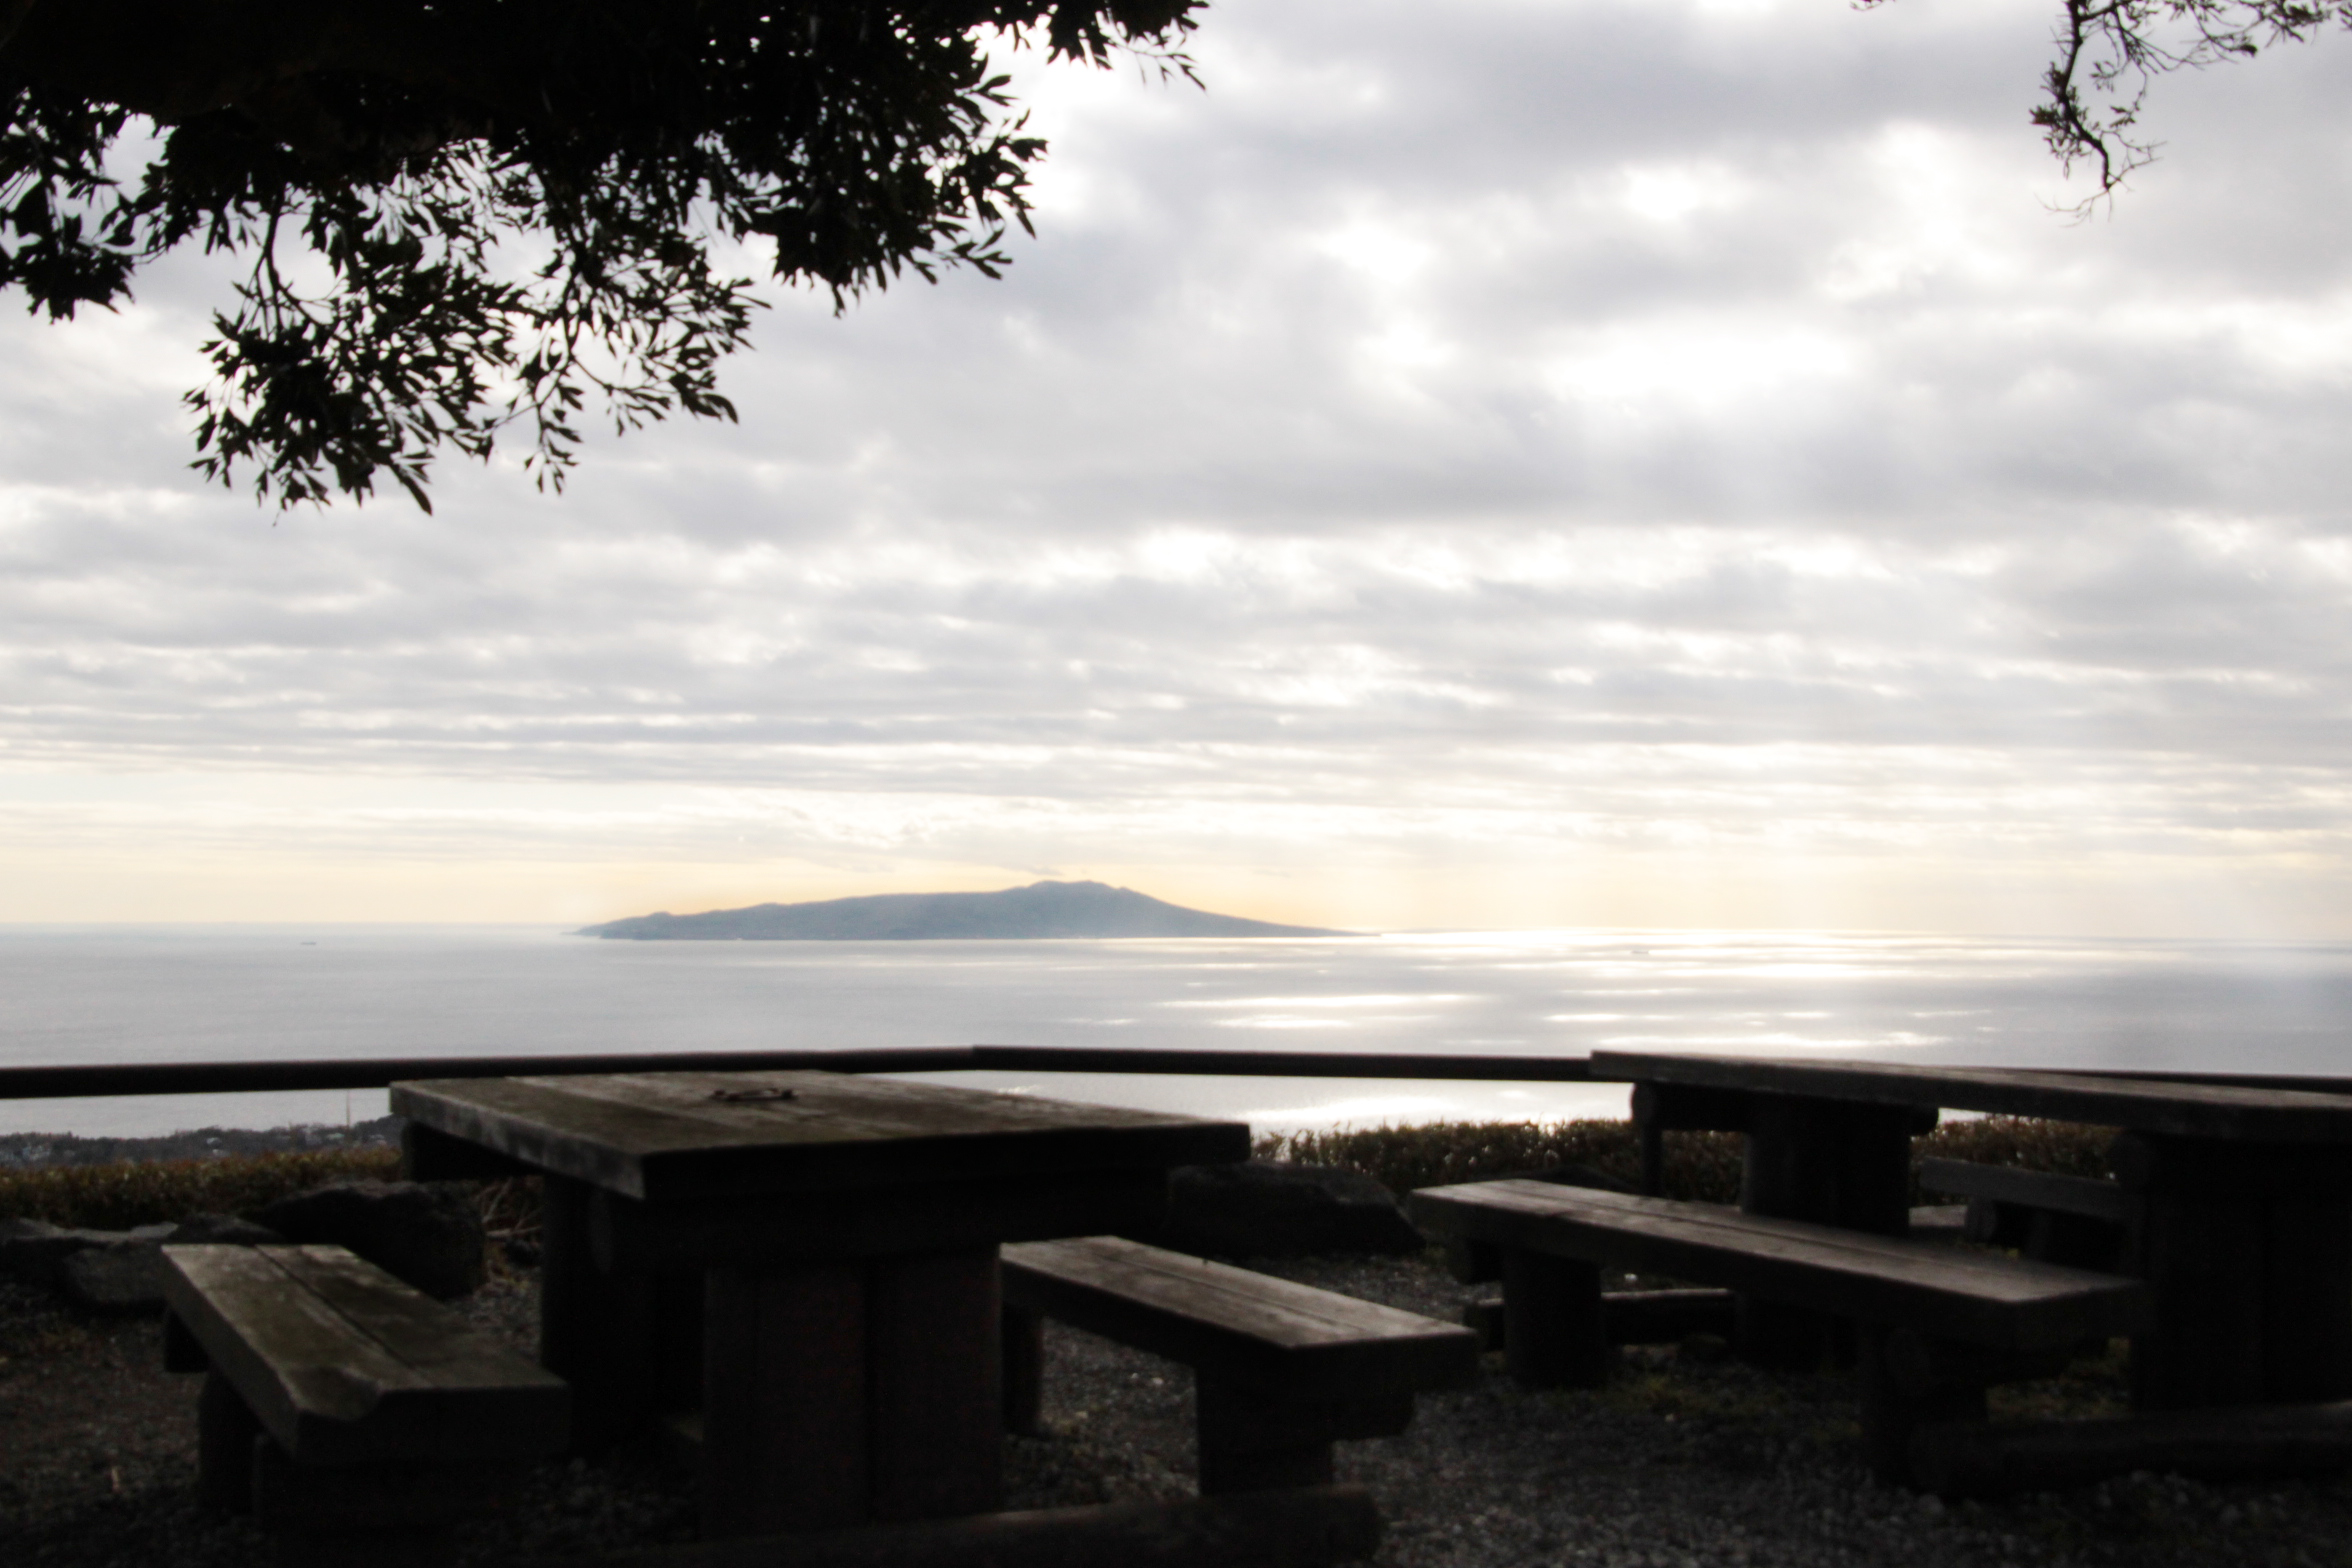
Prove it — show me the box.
[6,1113,2116,1232]
[1257,1114,2116,1203]
[0,1146,401,1230]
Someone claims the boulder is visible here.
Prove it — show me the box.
[167,1213,286,1247]
[0,1218,173,1291]
[57,1244,168,1315]
[42,1215,285,1315]
[249,1180,486,1298]
[1136,1160,1426,1259]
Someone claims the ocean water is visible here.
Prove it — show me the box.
[4,925,2351,1139]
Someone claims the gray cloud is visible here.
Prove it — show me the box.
[3,0,2352,927]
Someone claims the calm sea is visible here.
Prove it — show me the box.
[5,925,2351,1138]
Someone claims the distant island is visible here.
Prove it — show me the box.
[574,880,1352,940]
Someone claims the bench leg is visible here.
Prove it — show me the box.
[1002,1303,1046,1437]
[1196,1380,1415,1494]
[1856,1327,1988,1489]
[542,1174,659,1454]
[1502,1250,1609,1389]
[196,1371,260,1514]
[1196,1378,1331,1493]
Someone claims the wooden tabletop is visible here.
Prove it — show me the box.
[390,1070,1252,1202]
[1590,1051,2352,1143]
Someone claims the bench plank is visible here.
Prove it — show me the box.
[1407,1182,2144,1352]
[1917,1160,2131,1223]
[1001,1237,1476,1400]
[162,1244,567,1466]
[1589,1051,2352,1143]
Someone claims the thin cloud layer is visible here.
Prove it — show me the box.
[3,0,2351,933]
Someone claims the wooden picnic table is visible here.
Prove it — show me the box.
[390,1069,1250,1539]
[1588,1050,2352,1411]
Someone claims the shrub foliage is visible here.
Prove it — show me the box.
[1258,1115,2116,1205]
[0,1146,401,1230]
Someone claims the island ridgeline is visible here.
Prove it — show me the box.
[574,880,1352,940]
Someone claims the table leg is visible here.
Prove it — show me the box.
[540,1175,657,1454]
[699,1246,1003,1538]
[2114,1133,2352,1411]
[702,1258,869,1538]
[1501,1249,1608,1389]
[1739,1097,1916,1368]
[868,1246,1004,1522]
[2261,1189,2352,1402]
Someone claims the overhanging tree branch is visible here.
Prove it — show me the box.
[0,0,1200,508]
[1867,1,2350,207]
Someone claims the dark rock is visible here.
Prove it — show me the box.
[19,1215,283,1314]
[249,1180,487,1298]
[167,1213,286,1247]
[1137,1160,1426,1259]
[57,1244,168,1315]
[0,1219,172,1290]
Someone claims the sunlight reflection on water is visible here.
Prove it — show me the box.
[2,924,2349,1136]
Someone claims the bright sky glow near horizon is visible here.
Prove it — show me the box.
[6,0,2352,937]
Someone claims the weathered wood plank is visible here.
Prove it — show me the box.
[1911,1401,2352,1497]
[163,1246,442,1457]
[1918,1159,2130,1223]
[161,1245,567,1466]
[515,1485,1383,1568]
[1000,1237,1477,1400]
[1406,1182,2145,1352]
[392,1072,1250,1201]
[1590,1052,2352,1143]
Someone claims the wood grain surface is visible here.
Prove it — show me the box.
[391,1070,1250,1200]
[1001,1236,1477,1400]
[1407,1181,2146,1352]
[159,1244,568,1466]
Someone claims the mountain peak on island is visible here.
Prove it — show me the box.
[573,880,1351,940]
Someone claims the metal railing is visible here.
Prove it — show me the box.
[2,1043,2345,1103]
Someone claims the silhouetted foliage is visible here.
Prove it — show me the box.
[4,3,2334,509]
[1872,1,2351,203]
[0,1,1197,508]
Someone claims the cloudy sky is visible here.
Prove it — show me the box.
[5,0,2352,936]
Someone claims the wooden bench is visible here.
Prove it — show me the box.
[1917,1157,2130,1270]
[1405,1181,2147,1486]
[999,1235,1478,1494]
[161,1243,570,1564]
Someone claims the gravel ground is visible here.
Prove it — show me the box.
[5,1248,2351,1567]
